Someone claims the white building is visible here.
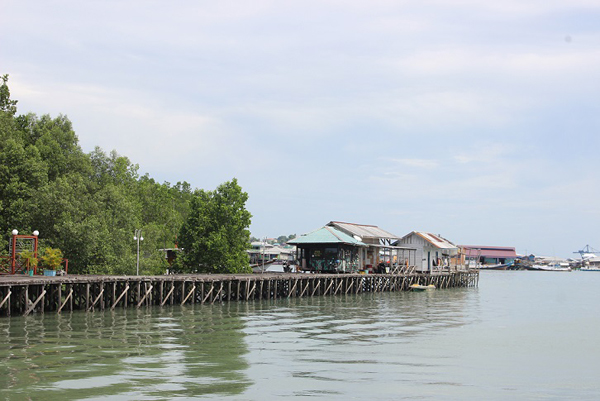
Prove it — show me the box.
[247,242,295,264]
[396,232,458,272]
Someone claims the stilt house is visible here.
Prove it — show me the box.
[326,221,417,272]
[396,232,458,272]
[287,226,367,273]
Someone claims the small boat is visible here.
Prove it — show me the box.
[527,264,571,272]
[410,284,436,291]
[478,261,515,270]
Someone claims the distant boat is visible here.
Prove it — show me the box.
[410,284,436,291]
[479,262,514,270]
[527,264,571,272]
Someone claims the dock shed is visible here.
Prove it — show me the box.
[326,221,417,272]
[459,245,517,268]
[396,232,459,272]
[287,226,366,272]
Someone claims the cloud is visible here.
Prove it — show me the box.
[3,0,600,257]
[453,144,512,165]
[383,158,440,169]
[10,78,254,178]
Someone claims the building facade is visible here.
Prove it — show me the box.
[396,232,459,272]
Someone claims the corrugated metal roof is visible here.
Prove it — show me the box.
[327,221,399,240]
[414,232,457,249]
[460,245,516,258]
[288,226,367,246]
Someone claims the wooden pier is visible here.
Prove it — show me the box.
[0,271,479,317]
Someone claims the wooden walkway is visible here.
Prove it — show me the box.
[0,271,479,317]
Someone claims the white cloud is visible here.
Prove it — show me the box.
[3,0,600,256]
[384,158,440,169]
[453,144,512,165]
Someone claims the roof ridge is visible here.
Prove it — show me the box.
[329,221,378,228]
[325,226,345,242]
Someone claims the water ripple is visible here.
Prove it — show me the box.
[2,274,598,400]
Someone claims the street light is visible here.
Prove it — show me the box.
[134,229,143,275]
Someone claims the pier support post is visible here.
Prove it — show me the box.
[58,289,73,313]
[0,290,11,311]
[137,284,154,308]
[88,288,105,311]
[24,290,46,316]
[181,285,196,306]
[111,285,130,310]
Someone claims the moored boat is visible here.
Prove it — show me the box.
[479,261,514,270]
[410,284,436,291]
[527,263,571,272]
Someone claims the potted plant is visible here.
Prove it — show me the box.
[41,247,63,276]
[19,250,38,276]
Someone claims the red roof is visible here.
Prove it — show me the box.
[460,245,516,258]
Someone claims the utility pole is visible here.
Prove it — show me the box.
[134,229,143,275]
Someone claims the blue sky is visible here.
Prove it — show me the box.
[2,0,600,258]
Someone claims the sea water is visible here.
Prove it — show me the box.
[0,271,599,400]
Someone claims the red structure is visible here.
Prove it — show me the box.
[9,230,39,275]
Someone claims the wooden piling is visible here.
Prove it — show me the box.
[0,270,478,317]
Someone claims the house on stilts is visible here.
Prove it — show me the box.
[289,222,418,273]
[287,226,366,273]
[395,232,459,273]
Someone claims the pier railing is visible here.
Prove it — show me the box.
[0,271,479,317]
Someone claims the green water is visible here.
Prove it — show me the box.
[1,271,599,400]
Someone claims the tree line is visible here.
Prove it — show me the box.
[0,75,252,275]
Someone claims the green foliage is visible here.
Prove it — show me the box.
[40,247,63,270]
[250,234,297,246]
[276,234,296,245]
[179,178,252,274]
[19,249,38,269]
[0,74,218,275]
[0,75,17,116]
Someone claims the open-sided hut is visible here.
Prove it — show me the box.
[327,221,417,272]
[287,226,366,273]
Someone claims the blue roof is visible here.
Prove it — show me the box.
[288,226,367,246]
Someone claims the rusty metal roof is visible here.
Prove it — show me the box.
[400,232,457,249]
[460,245,516,258]
[327,221,399,240]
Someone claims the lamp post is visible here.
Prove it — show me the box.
[262,237,266,274]
[134,229,143,275]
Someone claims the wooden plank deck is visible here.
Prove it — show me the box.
[0,270,479,317]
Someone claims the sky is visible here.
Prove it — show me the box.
[2,0,600,258]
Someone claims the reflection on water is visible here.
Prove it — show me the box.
[2,274,597,400]
[240,288,478,399]
[0,305,251,400]
[0,288,477,400]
